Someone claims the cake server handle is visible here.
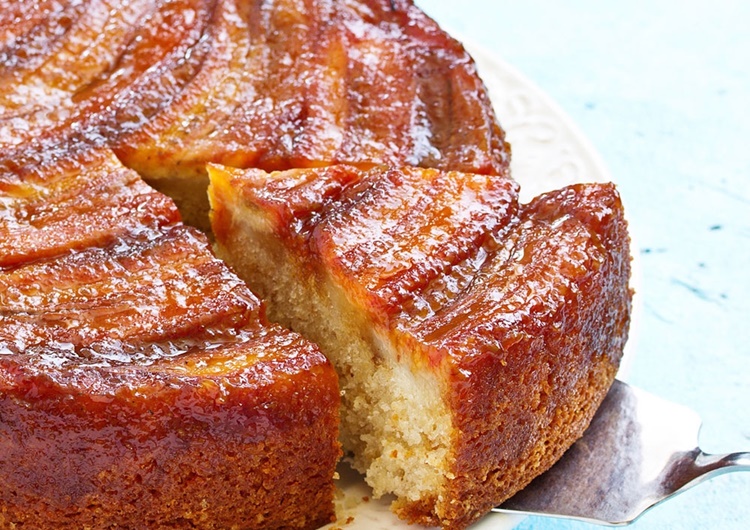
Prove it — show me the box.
[674,449,750,489]
[492,380,750,526]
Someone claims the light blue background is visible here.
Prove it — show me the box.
[417,1,750,529]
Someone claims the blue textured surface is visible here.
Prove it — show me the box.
[418,1,750,529]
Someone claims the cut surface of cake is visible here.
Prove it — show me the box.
[0,149,340,529]
[208,163,632,529]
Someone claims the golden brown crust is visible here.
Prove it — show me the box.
[0,339,340,529]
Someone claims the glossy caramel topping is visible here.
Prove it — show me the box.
[0,149,329,385]
[222,164,631,376]
[0,223,262,366]
[0,106,339,530]
[212,164,520,320]
[409,184,631,381]
[0,7,343,480]
[414,189,613,344]
[118,0,510,176]
[0,0,509,177]
[402,183,629,367]
[0,0,213,146]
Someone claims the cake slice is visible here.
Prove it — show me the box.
[0,149,340,529]
[208,164,632,529]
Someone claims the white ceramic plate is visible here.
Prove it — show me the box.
[319,40,636,530]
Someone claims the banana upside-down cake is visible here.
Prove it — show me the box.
[0,1,631,529]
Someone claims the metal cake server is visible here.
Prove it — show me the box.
[491,379,750,526]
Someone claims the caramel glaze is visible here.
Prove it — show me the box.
[216,164,632,529]
[0,149,340,529]
[215,164,520,320]
[0,0,509,182]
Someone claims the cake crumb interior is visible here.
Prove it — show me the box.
[211,195,454,504]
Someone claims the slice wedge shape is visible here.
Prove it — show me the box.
[209,163,632,530]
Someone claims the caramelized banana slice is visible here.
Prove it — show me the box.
[0,148,179,267]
